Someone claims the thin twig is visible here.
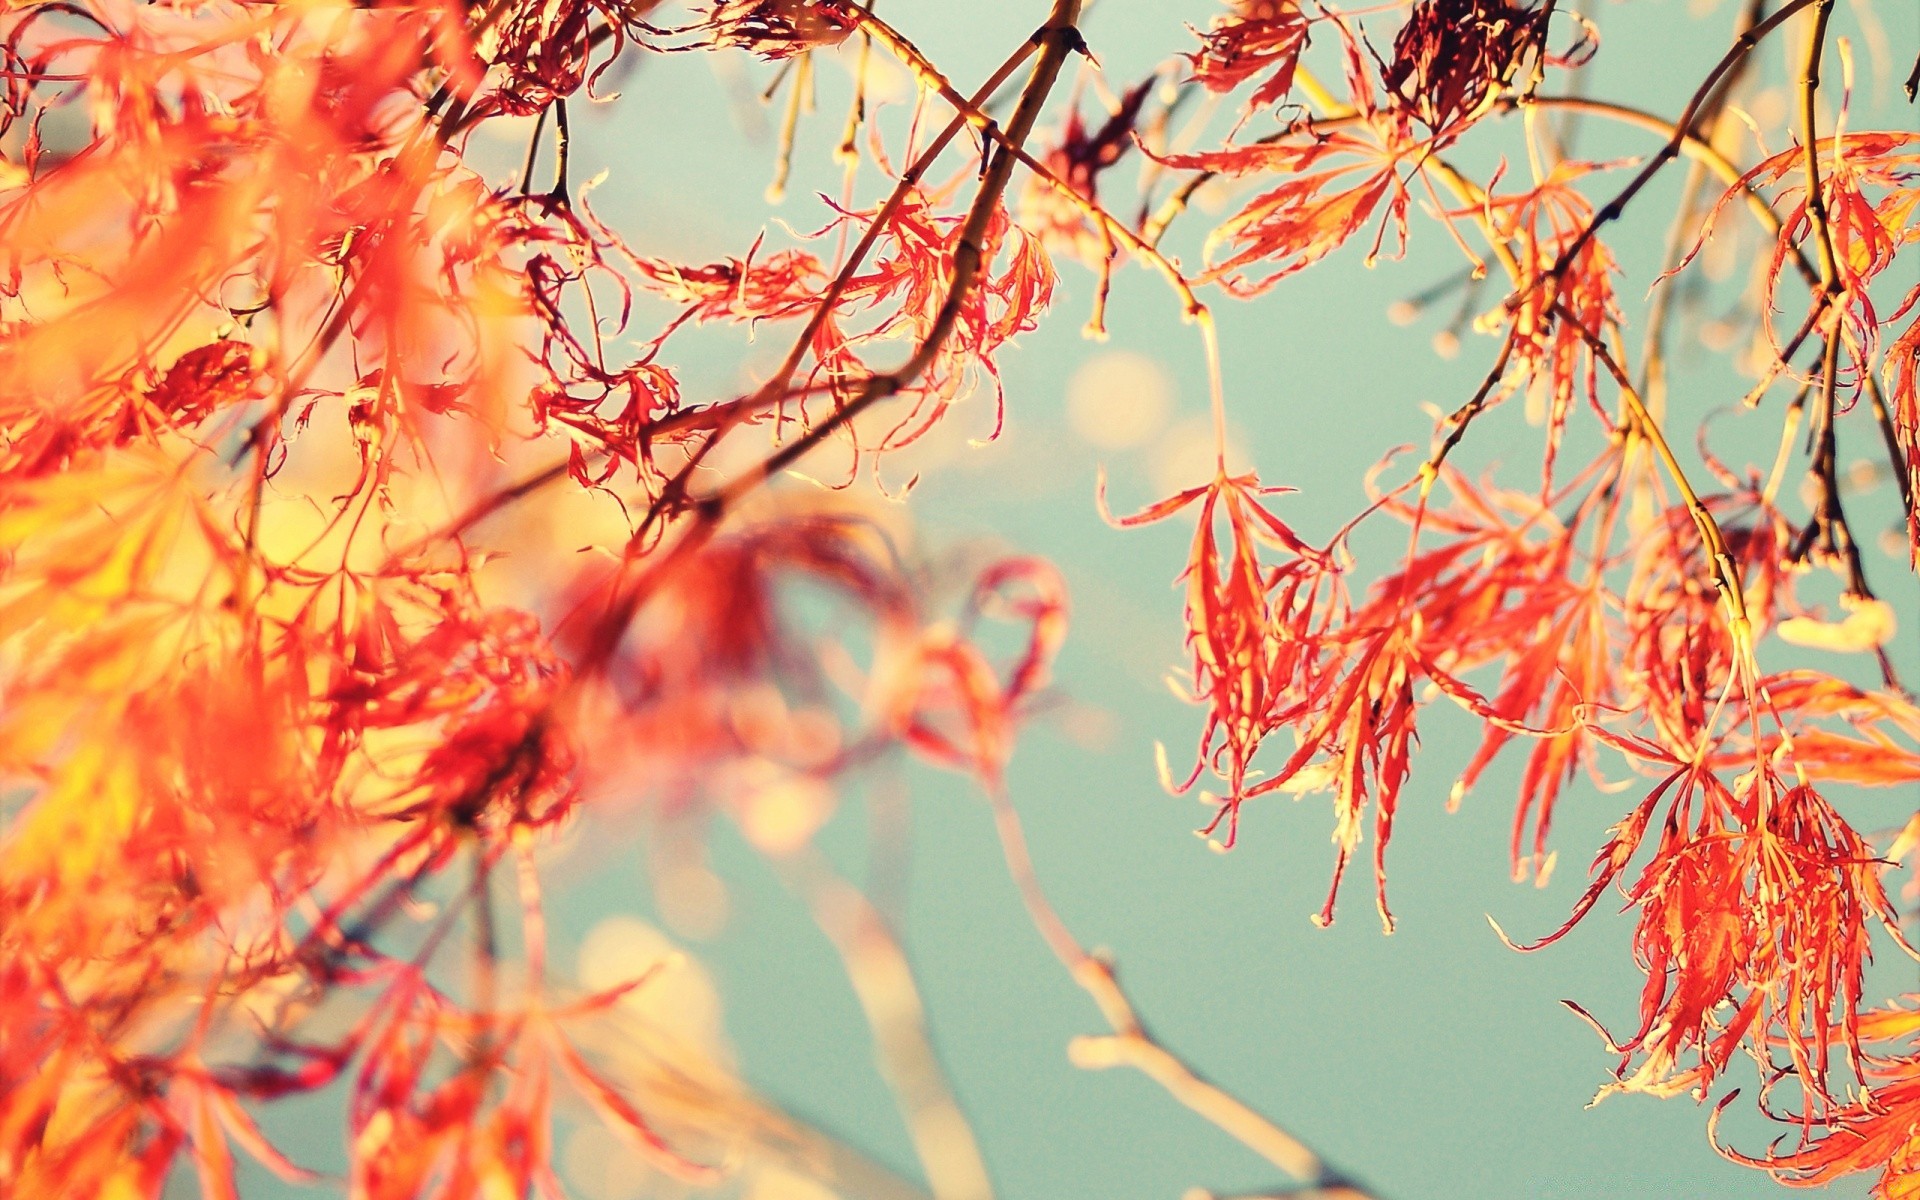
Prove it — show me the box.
[1636,0,1769,418]
[1555,304,1757,679]
[779,848,995,1200]
[982,785,1373,1195]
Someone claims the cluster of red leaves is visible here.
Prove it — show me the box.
[1685,130,1920,559]
[808,190,1056,451]
[0,1,933,1192]
[1466,481,1920,1112]
[1445,474,1918,1112]
[3,5,442,471]
[1382,0,1548,136]
[1151,36,1419,296]
[672,0,859,61]
[1134,436,1916,1121]
[1185,0,1313,115]
[1157,5,1594,300]
[572,502,1065,838]
[0,165,1051,1200]
[1687,132,1920,385]
[1514,760,1900,1104]
[0,456,611,1193]
[1019,80,1153,266]
[1478,164,1624,481]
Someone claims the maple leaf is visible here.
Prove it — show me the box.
[1383,0,1549,137]
[1675,132,1920,392]
[1722,1004,1920,1197]
[890,557,1068,784]
[1885,306,1920,557]
[1102,469,1335,809]
[1185,0,1313,114]
[1742,672,1920,788]
[1507,752,1902,1104]
[708,0,858,58]
[491,0,670,113]
[1152,32,1420,297]
[810,191,1056,451]
[343,965,717,1200]
[1376,466,1612,884]
[1477,163,1625,484]
[1153,133,1412,296]
[627,236,831,342]
[1617,490,1798,753]
[1019,80,1154,266]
